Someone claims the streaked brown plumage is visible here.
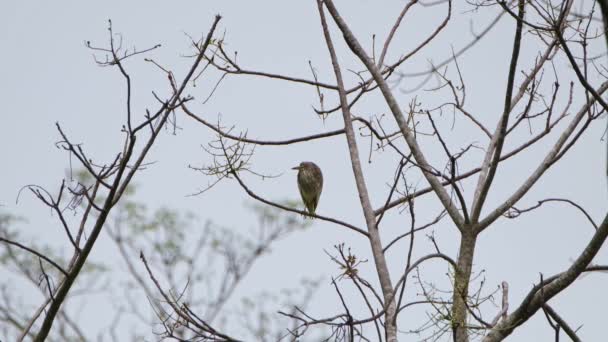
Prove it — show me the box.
[292,161,323,216]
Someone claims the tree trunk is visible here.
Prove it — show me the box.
[452,230,477,342]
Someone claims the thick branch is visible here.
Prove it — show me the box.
[317,2,397,340]
[451,230,478,342]
[483,213,608,341]
[322,0,464,230]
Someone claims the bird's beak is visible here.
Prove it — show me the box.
[291,166,300,170]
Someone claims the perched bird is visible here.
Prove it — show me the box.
[292,161,323,217]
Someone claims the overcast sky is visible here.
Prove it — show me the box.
[1,1,607,341]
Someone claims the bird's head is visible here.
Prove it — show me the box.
[291,161,316,171]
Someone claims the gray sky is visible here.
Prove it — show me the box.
[1,0,607,340]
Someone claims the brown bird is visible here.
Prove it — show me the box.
[292,161,323,217]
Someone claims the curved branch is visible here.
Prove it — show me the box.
[483,213,608,341]
[231,170,369,237]
[507,198,598,230]
[377,0,419,68]
[342,253,458,326]
[0,238,68,276]
[182,104,345,145]
[399,10,504,77]
[383,210,447,253]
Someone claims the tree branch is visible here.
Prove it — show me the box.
[483,213,608,341]
[317,1,398,339]
[470,0,525,223]
[322,0,464,230]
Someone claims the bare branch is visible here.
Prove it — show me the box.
[484,213,608,341]
[0,238,67,276]
[322,0,465,230]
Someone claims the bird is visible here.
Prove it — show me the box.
[292,161,323,217]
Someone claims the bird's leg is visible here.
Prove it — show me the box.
[301,210,313,220]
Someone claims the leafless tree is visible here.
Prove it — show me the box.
[2,0,608,341]
[1,14,324,341]
[179,1,608,341]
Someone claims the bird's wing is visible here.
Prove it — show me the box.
[314,165,323,194]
